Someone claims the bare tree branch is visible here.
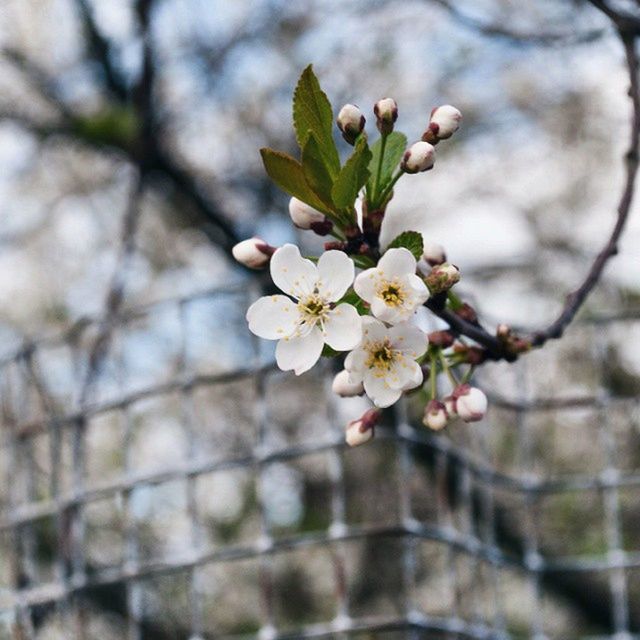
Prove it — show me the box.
[531,18,640,347]
[429,0,606,45]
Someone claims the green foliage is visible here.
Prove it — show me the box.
[72,106,139,148]
[367,131,407,195]
[292,64,340,176]
[260,148,331,214]
[301,133,335,209]
[386,230,424,260]
[331,136,371,212]
[321,344,340,357]
[339,289,369,315]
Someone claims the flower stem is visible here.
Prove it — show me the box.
[461,365,475,385]
[372,132,388,205]
[429,352,438,400]
[439,352,460,387]
[377,169,403,206]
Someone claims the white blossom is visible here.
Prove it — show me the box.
[288,197,325,230]
[246,244,362,375]
[332,369,364,397]
[344,317,428,408]
[354,247,429,324]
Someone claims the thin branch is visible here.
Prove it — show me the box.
[74,0,128,102]
[429,0,606,46]
[531,28,640,347]
[79,174,143,406]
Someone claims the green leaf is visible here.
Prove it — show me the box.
[292,65,340,177]
[338,289,370,315]
[321,344,340,358]
[301,132,335,209]
[260,148,330,214]
[367,131,407,194]
[386,231,424,261]
[331,136,372,212]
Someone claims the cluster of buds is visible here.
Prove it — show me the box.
[423,384,488,431]
[232,64,494,448]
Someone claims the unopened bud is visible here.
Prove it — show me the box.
[444,395,457,419]
[288,197,325,230]
[332,370,364,397]
[423,242,446,266]
[423,400,449,431]
[496,324,511,339]
[423,105,462,143]
[401,141,436,174]
[345,409,380,447]
[424,262,460,294]
[453,385,487,423]
[374,98,398,134]
[337,104,365,145]
[232,237,275,269]
[309,219,334,236]
[455,303,477,324]
[428,330,455,348]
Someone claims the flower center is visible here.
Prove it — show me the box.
[365,339,397,372]
[378,279,405,307]
[298,294,329,324]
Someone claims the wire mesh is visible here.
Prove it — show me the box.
[1,283,640,640]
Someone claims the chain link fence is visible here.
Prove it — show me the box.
[1,283,639,639]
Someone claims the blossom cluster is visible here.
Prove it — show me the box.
[234,66,489,445]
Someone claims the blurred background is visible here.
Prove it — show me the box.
[1,1,640,638]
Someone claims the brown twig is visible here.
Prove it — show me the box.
[430,12,640,362]
[530,28,640,347]
[429,0,606,46]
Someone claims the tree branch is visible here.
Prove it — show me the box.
[429,0,606,46]
[530,28,640,348]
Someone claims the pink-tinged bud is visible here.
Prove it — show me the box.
[401,141,436,174]
[288,197,325,230]
[345,409,380,447]
[232,237,275,269]
[429,105,462,140]
[496,323,511,339]
[332,370,364,397]
[374,98,398,134]
[423,400,449,431]
[444,395,457,419]
[423,242,446,266]
[453,385,487,423]
[424,262,460,294]
[337,103,365,145]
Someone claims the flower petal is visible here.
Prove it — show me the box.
[323,304,362,351]
[363,372,402,408]
[405,273,430,303]
[370,296,402,324]
[353,268,379,303]
[378,247,417,279]
[361,316,388,343]
[246,295,299,340]
[317,251,355,301]
[275,327,324,375]
[345,347,367,383]
[402,361,424,390]
[270,244,318,299]
[389,322,428,358]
